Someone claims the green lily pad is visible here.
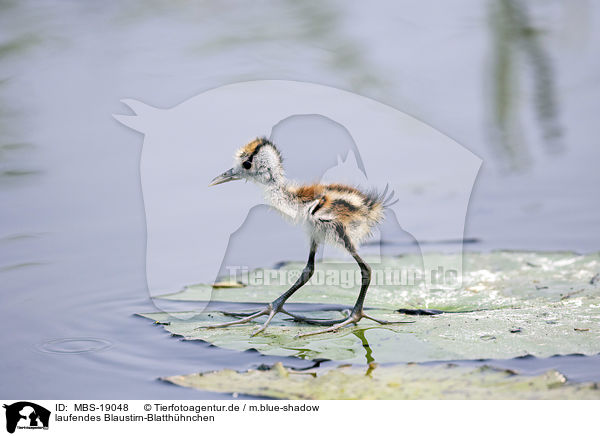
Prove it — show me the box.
[157,252,600,312]
[140,252,600,363]
[139,294,599,363]
[163,362,600,400]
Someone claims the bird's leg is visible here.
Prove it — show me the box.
[296,226,408,338]
[198,241,318,335]
[295,247,369,337]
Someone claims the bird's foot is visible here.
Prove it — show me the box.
[195,307,269,332]
[294,310,411,338]
[196,301,304,337]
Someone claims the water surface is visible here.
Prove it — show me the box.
[1,0,599,398]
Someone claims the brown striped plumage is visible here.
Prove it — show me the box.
[288,182,385,247]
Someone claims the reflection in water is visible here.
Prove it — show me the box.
[0,2,41,186]
[489,0,563,171]
[117,0,387,97]
[0,261,45,273]
[210,0,385,94]
[287,347,317,360]
[353,329,375,364]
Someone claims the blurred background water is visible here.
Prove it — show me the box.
[0,0,599,398]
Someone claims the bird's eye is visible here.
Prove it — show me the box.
[242,160,252,169]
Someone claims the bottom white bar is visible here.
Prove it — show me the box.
[1,400,596,436]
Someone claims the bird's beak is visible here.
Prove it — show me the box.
[208,168,241,187]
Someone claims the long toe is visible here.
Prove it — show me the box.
[362,312,415,325]
[196,308,268,330]
[285,313,346,326]
[220,309,266,318]
[296,316,359,338]
[250,310,278,337]
[282,308,352,326]
[294,310,413,337]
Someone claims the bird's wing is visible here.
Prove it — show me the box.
[308,196,336,223]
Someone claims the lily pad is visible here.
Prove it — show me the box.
[140,252,600,363]
[163,362,600,400]
[157,252,600,312]
[139,295,599,363]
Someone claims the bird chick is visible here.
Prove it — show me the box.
[204,137,399,337]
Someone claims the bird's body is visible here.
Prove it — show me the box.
[264,182,384,248]
[204,137,401,337]
[235,137,387,249]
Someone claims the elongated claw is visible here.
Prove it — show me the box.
[295,311,415,337]
[219,310,265,318]
[248,308,332,336]
[195,308,268,330]
[196,304,305,336]
[250,310,278,337]
[287,315,348,326]
[284,309,352,326]
[297,316,360,338]
[362,313,415,325]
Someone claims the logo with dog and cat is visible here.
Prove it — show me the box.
[3,402,50,434]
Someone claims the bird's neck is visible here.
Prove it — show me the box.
[260,176,289,200]
[260,177,298,220]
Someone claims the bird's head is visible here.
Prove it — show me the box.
[209,137,284,187]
